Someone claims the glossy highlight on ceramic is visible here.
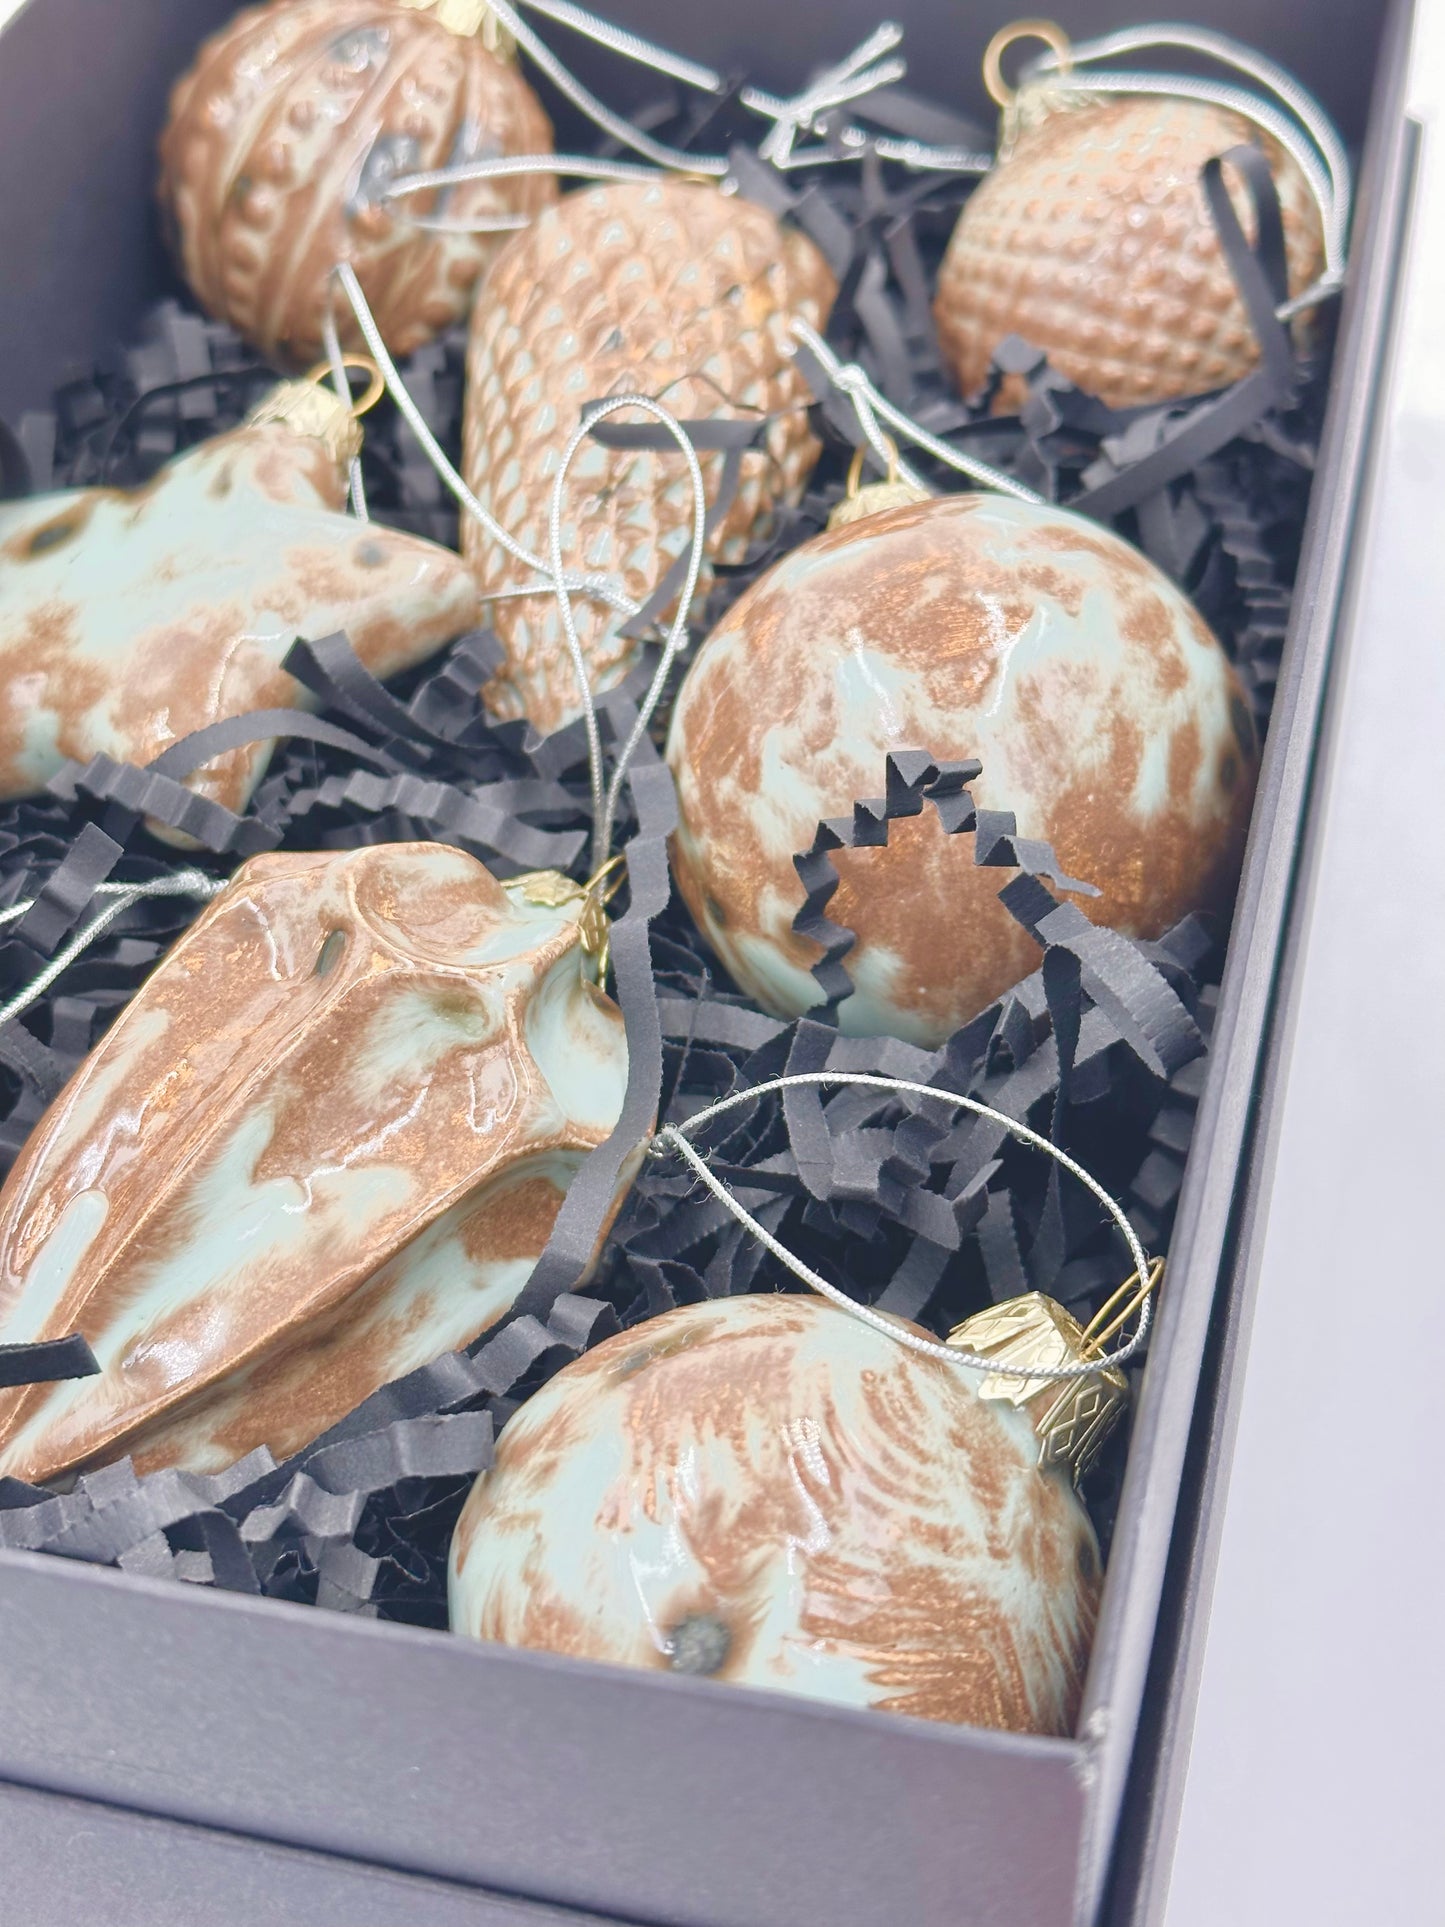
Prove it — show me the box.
[666,492,1259,1046]
[462,179,837,734]
[158,0,556,365]
[0,405,479,830]
[0,843,630,1483]
[936,92,1325,408]
[449,1292,1101,1735]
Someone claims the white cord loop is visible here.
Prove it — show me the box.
[1025,24,1350,304]
[0,873,226,1031]
[792,321,1045,504]
[652,1071,1154,1381]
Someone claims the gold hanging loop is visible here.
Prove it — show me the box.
[982,19,1074,108]
[303,354,386,420]
[1079,1256,1164,1360]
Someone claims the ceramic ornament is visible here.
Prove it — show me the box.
[449,1288,1126,1734]
[461,178,837,734]
[0,843,631,1483]
[666,491,1258,1047]
[158,0,556,366]
[0,378,479,832]
[934,35,1326,409]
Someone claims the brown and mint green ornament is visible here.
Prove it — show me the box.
[158,0,556,365]
[449,1287,1132,1735]
[0,376,479,832]
[666,485,1258,1047]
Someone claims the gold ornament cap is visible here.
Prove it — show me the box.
[246,359,387,470]
[394,0,515,57]
[982,19,1090,158]
[947,1270,1157,1484]
[827,441,931,530]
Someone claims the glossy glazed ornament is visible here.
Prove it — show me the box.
[0,843,630,1482]
[935,87,1325,408]
[666,491,1258,1046]
[461,179,837,734]
[158,0,556,365]
[0,380,479,829]
[450,1289,1121,1733]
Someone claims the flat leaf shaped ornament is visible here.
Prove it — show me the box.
[0,843,631,1482]
[0,378,480,832]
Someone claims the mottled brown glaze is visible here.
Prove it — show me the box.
[666,492,1259,1046]
[0,843,631,1481]
[461,179,837,732]
[449,1293,1101,1735]
[158,0,556,365]
[0,412,480,832]
[935,94,1325,408]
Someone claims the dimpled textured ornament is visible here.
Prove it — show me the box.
[450,1289,1123,1734]
[666,491,1258,1047]
[0,843,630,1482]
[0,379,479,829]
[158,0,555,366]
[935,64,1325,408]
[461,179,837,734]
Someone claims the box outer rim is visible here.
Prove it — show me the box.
[1071,0,1420,1913]
[0,2,1413,1923]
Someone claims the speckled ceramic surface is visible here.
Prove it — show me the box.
[158,0,555,365]
[0,400,479,830]
[0,843,630,1483]
[449,1292,1101,1734]
[461,179,836,734]
[935,92,1325,408]
[666,492,1258,1046]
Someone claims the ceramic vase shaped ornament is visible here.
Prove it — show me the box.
[0,376,479,832]
[449,1287,1129,1734]
[158,0,556,365]
[934,24,1328,408]
[461,178,838,734]
[0,843,631,1483]
[665,489,1259,1047]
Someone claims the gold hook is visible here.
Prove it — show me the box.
[982,19,1074,109]
[1078,1256,1164,1360]
[579,853,627,988]
[302,353,386,420]
[846,435,901,498]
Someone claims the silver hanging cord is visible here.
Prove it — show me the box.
[332,262,638,623]
[792,320,1045,504]
[652,1071,1153,1381]
[0,873,226,1032]
[1025,24,1350,303]
[741,22,906,166]
[512,0,724,95]
[383,154,675,230]
[546,395,708,870]
[321,302,370,521]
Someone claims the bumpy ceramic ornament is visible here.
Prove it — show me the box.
[450,1289,1124,1733]
[158,0,556,365]
[462,179,837,734]
[0,843,630,1482]
[666,491,1258,1046]
[934,42,1326,408]
[0,380,479,829]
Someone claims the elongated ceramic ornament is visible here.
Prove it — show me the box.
[462,178,837,734]
[450,1289,1125,1734]
[0,843,630,1482]
[666,490,1258,1047]
[0,379,479,829]
[159,0,556,365]
[934,34,1326,408]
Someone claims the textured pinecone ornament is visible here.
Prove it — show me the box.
[158,0,556,365]
[935,75,1325,409]
[450,1289,1126,1734]
[461,179,837,734]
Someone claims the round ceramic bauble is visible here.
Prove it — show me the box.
[448,1292,1101,1734]
[934,93,1326,409]
[666,492,1258,1047]
[158,0,556,365]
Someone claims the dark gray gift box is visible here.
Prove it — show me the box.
[0,1,1418,1921]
